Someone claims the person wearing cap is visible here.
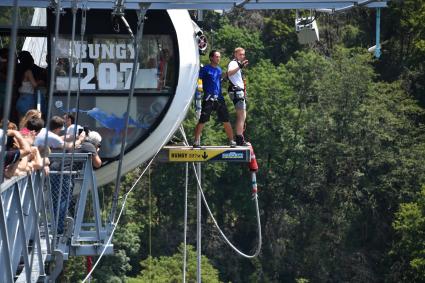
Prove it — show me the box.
[74,130,102,168]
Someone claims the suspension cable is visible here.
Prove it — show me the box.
[110,4,149,224]
[44,0,63,247]
[179,126,262,258]
[57,0,78,231]
[66,2,87,175]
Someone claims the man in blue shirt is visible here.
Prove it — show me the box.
[193,50,235,147]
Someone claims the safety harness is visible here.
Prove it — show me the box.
[227,59,246,104]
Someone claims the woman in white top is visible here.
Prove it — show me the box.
[16,51,39,119]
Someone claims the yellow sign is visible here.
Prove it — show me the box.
[169,149,225,162]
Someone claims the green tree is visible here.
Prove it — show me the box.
[261,12,300,64]
[213,23,264,64]
[391,186,425,282]
[243,48,425,282]
[130,244,221,283]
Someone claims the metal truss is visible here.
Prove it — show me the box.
[0,153,112,282]
[0,0,389,11]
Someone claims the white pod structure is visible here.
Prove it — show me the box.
[42,9,199,186]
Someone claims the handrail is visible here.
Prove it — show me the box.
[0,171,49,283]
[1,152,113,281]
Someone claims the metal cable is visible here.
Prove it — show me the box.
[45,0,63,248]
[58,0,78,231]
[66,1,87,180]
[110,4,149,223]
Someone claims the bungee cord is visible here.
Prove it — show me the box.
[179,126,262,258]
[191,163,262,258]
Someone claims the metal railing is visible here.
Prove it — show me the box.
[0,153,113,282]
[0,172,49,283]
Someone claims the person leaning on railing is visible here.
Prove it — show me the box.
[1,128,31,179]
[34,116,85,151]
[18,116,49,175]
[77,130,102,168]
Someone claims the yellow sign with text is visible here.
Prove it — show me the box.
[169,149,225,162]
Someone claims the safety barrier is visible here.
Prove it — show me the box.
[0,172,49,283]
[0,153,113,282]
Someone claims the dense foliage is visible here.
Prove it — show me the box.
[58,1,425,282]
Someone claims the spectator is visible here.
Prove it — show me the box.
[63,112,83,141]
[19,109,42,133]
[15,51,40,119]
[14,116,45,174]
[7,121,18,130]
[21,116,44,144]
[2,129,31,179]
[157,48,171,90]
[75,130,102,168]
[34,116,84,150]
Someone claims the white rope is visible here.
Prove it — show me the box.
[82,110,190,283]
[179,126,262,258]
[81,154,156,283]
[191,164,262,258]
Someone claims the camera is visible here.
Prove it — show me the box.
[192,21,207,54]
[6,136,14,150]
[78,128,84,135]
[83,126,90,136]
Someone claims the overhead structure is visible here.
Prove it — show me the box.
[0,0,390,10]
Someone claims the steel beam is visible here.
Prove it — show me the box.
[0,0,390,10]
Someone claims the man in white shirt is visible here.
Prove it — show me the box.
[227,47,250,146]
[35,116,84,150]
[63,112,83,141]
